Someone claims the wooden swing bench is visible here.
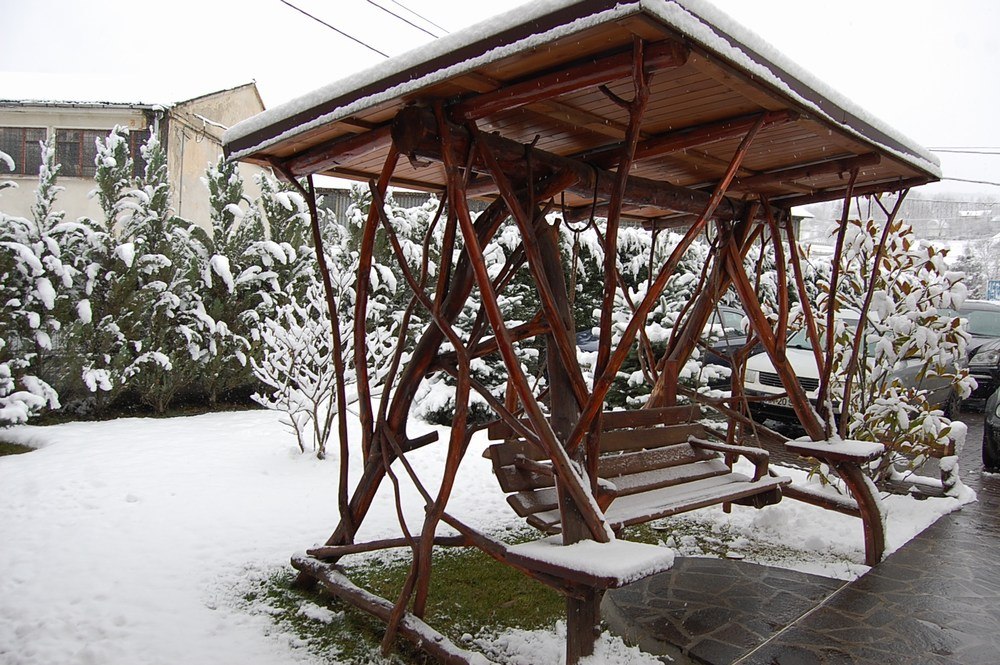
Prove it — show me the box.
[485,404,791,534]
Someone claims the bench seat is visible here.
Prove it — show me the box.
[486,405,791,536]
[527,472,789,532]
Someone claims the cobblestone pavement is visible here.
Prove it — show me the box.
[604,410,1000,664]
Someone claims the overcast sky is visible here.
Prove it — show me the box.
[3,0,998,198]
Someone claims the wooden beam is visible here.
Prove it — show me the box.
[573,109,799,167]
[320,166,445,193]
[775,176,929,208]
[450,39,689,122]
[456,70,641,141]
[562,201,665,223]
[392,106,769,221]
[641,214,703,231]
[282,125,392,175]
[728,153,881,193]
[292,556,493,664]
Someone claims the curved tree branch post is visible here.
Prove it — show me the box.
[441,121,612,546]
[354,147,401,460]
[365,183,474,626]
[645,215,754,409]
[374,191,447,437]
[837,190,909,437]
[474,132,590,409]
[604,112,766,418]
[832,461,886,565]
[720,224,826,441]
[367,188,446,647]
[816,168,860,434]
[385,173,575,451]
[561,113,769,459]
[742,202,886,562]
[274,167,356,586]
[779,204,826,388]
[764,211,790,353]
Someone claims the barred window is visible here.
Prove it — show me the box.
[55,128,107,177]
[128,129,150,178]
[0,126,46,176]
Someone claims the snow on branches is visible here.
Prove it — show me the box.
[810,217,973,481]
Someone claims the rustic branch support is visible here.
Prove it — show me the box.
[450,39,688,121]
[391,105,781,222]
[226,3,944,661]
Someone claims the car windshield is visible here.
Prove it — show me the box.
[786,319,860,351]
[720,310,744,334]
[962,309,1000,338]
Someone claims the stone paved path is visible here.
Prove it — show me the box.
[604,411,1000,664]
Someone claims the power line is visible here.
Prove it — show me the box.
[929,146,1000,150]
[930,149,1000,155]
[383,0,450,35]
[907,199,999,205]
[942,177,1000,187]
[366,0,441,38]
[277,0,389,58]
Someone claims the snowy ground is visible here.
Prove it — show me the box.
[0,409,976,665]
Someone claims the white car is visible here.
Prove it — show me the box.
[742,319,957,424]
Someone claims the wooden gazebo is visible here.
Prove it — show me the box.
[225,1,940,661]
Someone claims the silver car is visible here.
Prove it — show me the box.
[742,318,958,425]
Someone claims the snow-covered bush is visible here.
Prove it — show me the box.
[251,275,336,458]
[185,157,270,405]
[252,172,313,312]
[116,129,203,413]
[568,223,710,409]
[813,217,973,480]
[0,141,65,424]
[53,127,148,413]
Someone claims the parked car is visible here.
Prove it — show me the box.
[702,306,753,387]
[959,300,1000,400]
[576,329,600,353]
[742,316,957,425]
[984,387,1000,472]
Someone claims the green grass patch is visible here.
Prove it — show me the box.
[241,518,855,663]
[242,538,564,664]
[0,441,33,457]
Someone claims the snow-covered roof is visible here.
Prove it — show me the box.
[0,73,258,111]
[224,0,940,216]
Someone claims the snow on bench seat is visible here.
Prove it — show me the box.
[505,536,675,589]
[786,438,884,463]
[527,473,790,532]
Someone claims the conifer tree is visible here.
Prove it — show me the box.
[117,129,199,413]
[189,156,268,405]
[250,172,314,313]
[58,128,146,413]
[0,146,60,423]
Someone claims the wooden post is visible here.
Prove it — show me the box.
[539,216,602,663]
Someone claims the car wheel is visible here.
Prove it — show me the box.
[983,430,1000,473]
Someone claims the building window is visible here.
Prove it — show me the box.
[0,126,46,176]
[128,129,150,178]
[55,129,108,178]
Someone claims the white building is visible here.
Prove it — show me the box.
[0,82,266,230]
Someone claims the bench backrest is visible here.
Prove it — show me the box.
[485,404,713,495]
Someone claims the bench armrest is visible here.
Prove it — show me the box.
[688,436,769,480]
[513,454,554,477]
[785,439,884,464]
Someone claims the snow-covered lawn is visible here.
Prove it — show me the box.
[0,410,975,664]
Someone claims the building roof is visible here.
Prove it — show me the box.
[0,76,260,112]
[223,0,940,219]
